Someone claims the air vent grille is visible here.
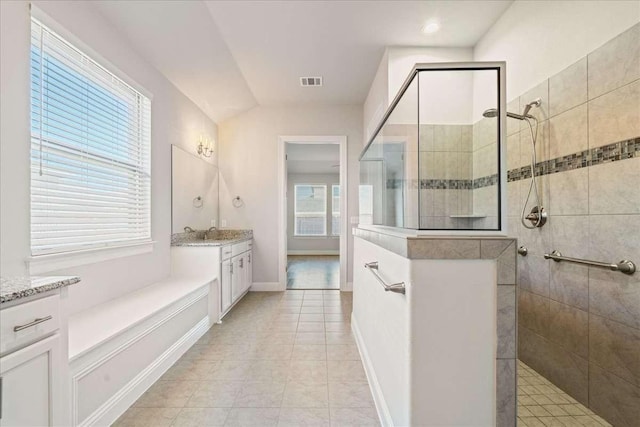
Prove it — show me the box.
[300,77,323,87]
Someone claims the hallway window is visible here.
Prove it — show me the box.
[331,184,340,236]
[30,18,151,256]
[294,184,326,236]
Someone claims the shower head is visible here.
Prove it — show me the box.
[483,98,541,121]
[482,108,498,118]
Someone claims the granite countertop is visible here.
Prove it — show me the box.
[1,276,81,305]
[171,229,253,247]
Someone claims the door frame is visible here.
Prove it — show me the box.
[277,135,348,290]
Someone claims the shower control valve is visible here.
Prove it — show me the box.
[525,206,547,228]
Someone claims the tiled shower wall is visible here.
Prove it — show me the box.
[419,124,474,229]
[509,24,639,426]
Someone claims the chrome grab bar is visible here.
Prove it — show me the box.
[364,262,406,294]
[544,250,636,275]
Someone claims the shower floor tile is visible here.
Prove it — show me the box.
[517,361,611,426]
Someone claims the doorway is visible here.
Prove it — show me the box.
[278,136,348,290]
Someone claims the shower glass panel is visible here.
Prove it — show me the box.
[360,77,418,228]
[359,62,505,232]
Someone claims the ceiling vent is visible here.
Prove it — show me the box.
[300,77,323,87]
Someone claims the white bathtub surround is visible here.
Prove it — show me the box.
[64,234,257,427]
[352,227,516,426]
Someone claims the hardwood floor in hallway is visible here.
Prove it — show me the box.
[287,256,340,290]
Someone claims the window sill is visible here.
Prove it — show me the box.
[27,240,155,275]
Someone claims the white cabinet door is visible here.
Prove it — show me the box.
[0,334,61,427]
[231,255,244,302]
[221,258,232,313]
[245,251,253,293]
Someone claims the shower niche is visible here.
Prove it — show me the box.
[359,62,506,232]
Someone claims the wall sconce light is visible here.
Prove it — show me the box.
[197,135,214,157]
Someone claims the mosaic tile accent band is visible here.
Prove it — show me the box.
[508,136,640,182]
[385,137,639,190]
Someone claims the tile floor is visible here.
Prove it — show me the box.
[287,256,340,290]
[517,361,611,426]
[113,290,379,426]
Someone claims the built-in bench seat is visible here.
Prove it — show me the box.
[67,274,215,426]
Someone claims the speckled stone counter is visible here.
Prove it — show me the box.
[171,229,253,247]
[1,276,81,305]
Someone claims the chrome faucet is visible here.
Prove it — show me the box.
[184,226,195,233]
[207,226,217,232]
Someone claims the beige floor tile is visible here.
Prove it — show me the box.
[186,381,243,408]
[328,382,375,408]
[134,380,199,408]
[291,344,327,361]
[112,407,180,426]
[172,408,230,426]
[288,360,329,383]
[328,360,367,383]
[327,344,360,361]
[233,381,285,408]
[329,407,380,426]
[300,313,325,322]
[295,332,326,344]
[300,306,324,314]
[244,360,290,382]
[223,408,280,426]
[281,382,329,408]
[277,407,331,426]
[298,322,326,332]
[326,332,355,345]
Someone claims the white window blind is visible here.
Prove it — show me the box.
[30,19,151,256]
[294,185,327,236]
[331,185,340,236]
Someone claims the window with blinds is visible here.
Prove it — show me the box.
[30,18,151,256]
[294,184,327,236]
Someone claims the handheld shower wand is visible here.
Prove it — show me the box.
[521,98,542,118]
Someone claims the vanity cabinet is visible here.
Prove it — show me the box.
[0,295,63,427]
[0,334,61,427]
[220,240,252,317]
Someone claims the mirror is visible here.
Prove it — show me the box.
[171,145,219,234]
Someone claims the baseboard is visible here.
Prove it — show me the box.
[352,314,394,427]
[287,250,339,256]
[250,282,284,292]
[78,317,209,427]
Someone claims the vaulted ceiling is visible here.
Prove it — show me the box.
[93,1,513,123]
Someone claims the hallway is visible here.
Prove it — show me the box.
[113,291,378,426]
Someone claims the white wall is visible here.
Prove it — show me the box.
[473,0,640,117]
[362,47,474,142]
[218,105,362,285]
[287,173,340,253]
[0,1,218,315]
[363,50,389,146]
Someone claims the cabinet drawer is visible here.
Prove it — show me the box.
[0,295,60,355]
[232,241,248,256]
[247,240,253,251]
[221,245,233,260]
